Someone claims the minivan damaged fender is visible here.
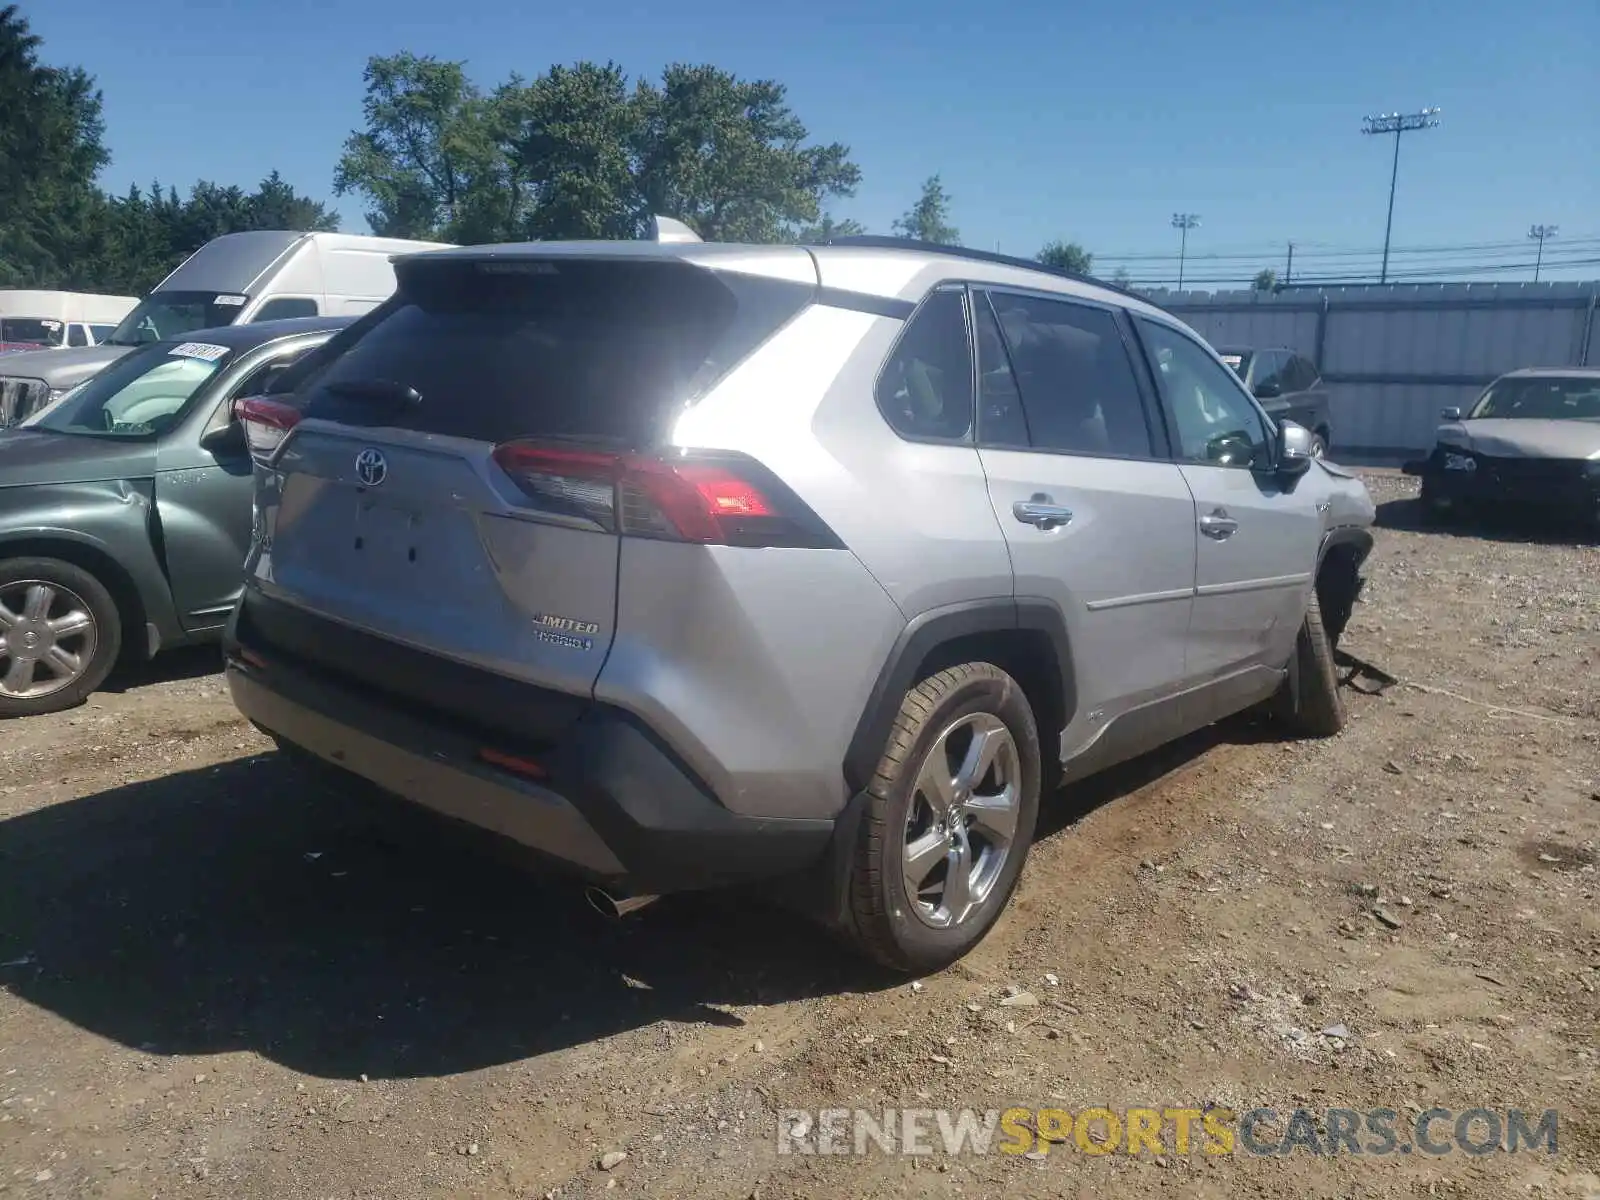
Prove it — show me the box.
[0,482,188,655]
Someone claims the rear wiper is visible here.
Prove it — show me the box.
[323,379,423,409]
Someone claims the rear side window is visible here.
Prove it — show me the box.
[299,259,811,446]
[984,293,1153,458]
[876,289,973,442]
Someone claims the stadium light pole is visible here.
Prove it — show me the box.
[1361,107,1440,284]
[1527,224,1558,282]
[1171,213,1200,290]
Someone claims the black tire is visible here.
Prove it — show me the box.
[1279,589,1345,737]
[0,557,122,719]
[1311,431,1329,458]
[844,662,1042,973]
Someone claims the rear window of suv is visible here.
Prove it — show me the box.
[297,257,813,447]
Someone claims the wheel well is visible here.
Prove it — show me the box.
[1315,424,1332,444]
[1315,541,1365,647]
[910,628,1067,775]
[0,538,150,662]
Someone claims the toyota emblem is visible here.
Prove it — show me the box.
[355,447,387,487]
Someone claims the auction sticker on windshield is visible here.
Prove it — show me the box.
[169,342,230,362]
[1220,354,1243,369]
[214,294,248,307]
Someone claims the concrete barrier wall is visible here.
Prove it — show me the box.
[1153,281,1599,460]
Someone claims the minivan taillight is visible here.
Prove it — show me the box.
[490,442,841,549]
[235,396,302,464]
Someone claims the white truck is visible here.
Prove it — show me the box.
[0,291,137,355]
[0,231,452,425]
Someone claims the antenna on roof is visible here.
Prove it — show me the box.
[649,214,702,244]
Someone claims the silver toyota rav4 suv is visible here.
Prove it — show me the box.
[224,223,1375,972]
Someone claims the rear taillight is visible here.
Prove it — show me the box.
[490,442,839,549]
[235,396,302,463]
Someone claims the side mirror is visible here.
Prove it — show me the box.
[1440,406,1463,421]
[1276,420,1314,478]
[1253,379,1282,400]
[200,420,247,456]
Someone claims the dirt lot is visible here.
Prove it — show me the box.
[2,474,1597,1200]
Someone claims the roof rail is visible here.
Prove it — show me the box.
[650,214,702,244]
[816,234,1157,307]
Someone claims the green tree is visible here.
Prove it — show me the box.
[497,61,641,241]
[1253,267,1278,291]
[632,63,861,242]
[333,53,500,240]
[1110,267,1133,288]
[893,175,957,245]
[792,213,865,243]
[1036,239,1092,274]
[0,3,110,285]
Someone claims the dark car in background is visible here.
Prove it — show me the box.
[1218,347,1332,456]
[1404,367,1600,528]
[0,316,349,717]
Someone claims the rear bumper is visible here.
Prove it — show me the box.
[224,606,835,895]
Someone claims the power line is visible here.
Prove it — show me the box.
[1093,236,1600,265]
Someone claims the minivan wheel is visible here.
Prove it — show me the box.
[1277,589,1345,737]
[845,663,1041,973]
[0,558,122,719]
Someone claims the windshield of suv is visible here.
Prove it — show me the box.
[105,291,249,346]
[1469,376,1600,421]
[22,340,232,438]
[0,318,64,347]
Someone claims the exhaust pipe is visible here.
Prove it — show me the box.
[585,886,659,918]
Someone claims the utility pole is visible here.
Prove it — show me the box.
[1527,224,1558,282]
[1171,213,1200,290]
[1285,240,1295,286]
[1361,107,1441,284]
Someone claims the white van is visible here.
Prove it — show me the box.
[0,231,452,425]
[109,230,455,343]
[0,291,137,353]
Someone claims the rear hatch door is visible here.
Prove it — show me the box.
[257,252,814,721]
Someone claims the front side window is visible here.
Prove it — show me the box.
[1139,319,1271,468]
[1251,350,1285,395]
[24,342,231,438]
[985,292,1153,458]
[1469,376,1600,421]
[252,297,319,322]
[876,289,973,442]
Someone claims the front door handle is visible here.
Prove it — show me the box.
[1198,507,1238,540]
[1013,495,1074,531]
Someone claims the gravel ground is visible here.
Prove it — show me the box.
[1,473,1597,1200]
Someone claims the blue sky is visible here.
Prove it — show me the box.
[30,0,1600,285]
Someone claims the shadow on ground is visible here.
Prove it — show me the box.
[0,719,1270,1082]
[100,643,225,693]
[1375,496,1597,545]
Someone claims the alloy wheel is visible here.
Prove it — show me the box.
[0,580,98,700]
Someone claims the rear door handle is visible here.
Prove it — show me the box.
[1012,495,1074,531]
[1199,508,1238,540]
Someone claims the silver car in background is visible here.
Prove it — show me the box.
[1406,367,1600,527]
